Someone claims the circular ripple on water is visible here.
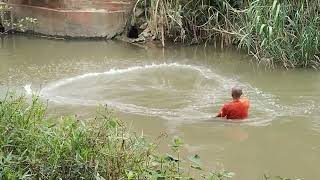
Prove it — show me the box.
[25,63,284,126]
[39,63,220,120]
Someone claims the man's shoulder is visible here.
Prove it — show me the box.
[240,98,250,107]
[240,98,249,103]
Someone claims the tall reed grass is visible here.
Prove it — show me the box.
[239,0,320,68]
[134,0,320,68]
[135,0,240,46]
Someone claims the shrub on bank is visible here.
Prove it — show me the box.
[0,94,233,179]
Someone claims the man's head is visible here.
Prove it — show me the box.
[231,87,243,99]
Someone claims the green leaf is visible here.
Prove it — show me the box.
[256,15,261,23]
[191,164,202,170]
[259,24,266,35]
[188,154,201,165]
[108,120,117,128]
[276,4,280,19]
[272,0,278,13]
[165,153,179,162]
[127,171,135,180]
[268,26,273,38]
[223,171,235,178]
[173,136,183,146]
[261,39,267,48]
[171,136,183,151]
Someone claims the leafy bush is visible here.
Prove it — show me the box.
[0,93,233,179]
[0,2,37,35]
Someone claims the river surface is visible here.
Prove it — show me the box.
[1,36,319,179]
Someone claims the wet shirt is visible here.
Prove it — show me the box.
[217,98,250,119]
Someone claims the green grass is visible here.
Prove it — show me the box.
[0,93,234,179]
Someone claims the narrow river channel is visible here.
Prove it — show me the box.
[1,36,319,179]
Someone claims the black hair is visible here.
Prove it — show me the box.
[232,87,242,99]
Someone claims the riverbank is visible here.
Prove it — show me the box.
[3,0,320,68]
[3,0,319,68]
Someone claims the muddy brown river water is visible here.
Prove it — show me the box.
[1,36,319,179]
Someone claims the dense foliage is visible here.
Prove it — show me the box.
[134,0,320,68]
[0,2,36,35]
[0,94,233,179]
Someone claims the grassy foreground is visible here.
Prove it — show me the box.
[0,94,233,179]
[0,94,302,179]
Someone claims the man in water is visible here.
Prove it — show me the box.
[216,87,250,120]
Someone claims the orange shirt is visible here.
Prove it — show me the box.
[217,98,250,120]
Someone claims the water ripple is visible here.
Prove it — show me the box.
[24,63,308,127]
